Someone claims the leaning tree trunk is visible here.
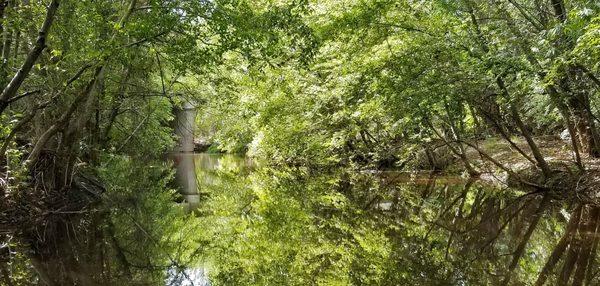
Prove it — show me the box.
[549,0,600,158]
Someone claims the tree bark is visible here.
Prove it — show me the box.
[466,2,553,175]
[585,209,600,285]
[426,118,479,176]
[547,0,600,157]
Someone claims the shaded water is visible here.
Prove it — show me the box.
[1,154,597,285]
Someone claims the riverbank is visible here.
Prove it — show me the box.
[403,136,600,204]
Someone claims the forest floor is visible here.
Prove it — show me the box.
[465,136,600,172]
[377,136,600,192]
[372,137,600,205]
[459,137,600,199]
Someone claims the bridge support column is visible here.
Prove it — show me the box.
[173,101,197,153]
[171,100,199,211]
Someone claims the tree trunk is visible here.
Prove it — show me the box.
[548,0,600,158]
[0,0,59,115]
[497,76,552,178]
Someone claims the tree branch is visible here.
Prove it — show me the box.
[0,0,59,115]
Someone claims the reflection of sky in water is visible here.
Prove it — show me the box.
[166,267,211,286]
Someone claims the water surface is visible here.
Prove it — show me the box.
[1,154,595,285]
[189,154,595,285]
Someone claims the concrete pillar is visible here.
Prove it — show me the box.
[173,101,197,153]
[171,100,199,211]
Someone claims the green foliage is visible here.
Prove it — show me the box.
[574,15,600,69]
[197,0,600,173]
[98,154,202,283]
[2,0,600,284]
[196,163,567,285]
[106,96,175,156]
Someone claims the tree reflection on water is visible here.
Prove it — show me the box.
[1,154,598,285]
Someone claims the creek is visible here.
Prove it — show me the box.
[1,153,593,285]
[170,153,592,285]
